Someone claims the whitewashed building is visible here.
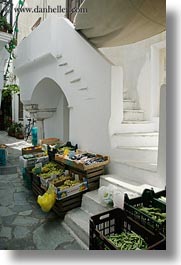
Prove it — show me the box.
[14,0,166,248]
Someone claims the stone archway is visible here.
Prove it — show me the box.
[29,78,69,142]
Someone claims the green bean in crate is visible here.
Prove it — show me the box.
[106,231,148,250]
[89,208,166,250]
[124,189,166,235]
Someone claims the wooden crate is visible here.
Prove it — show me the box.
[55,154,109,171]
[32,179,84,218]
[32,181,44,197]
[22,146,42,155]
[52,193,83,217]
[56,161,105,191]
[40,138,62,145]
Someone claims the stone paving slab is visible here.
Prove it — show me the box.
[0,131,84,250]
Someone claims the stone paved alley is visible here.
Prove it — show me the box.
[0,131,83,250]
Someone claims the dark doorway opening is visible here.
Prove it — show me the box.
[0,94,12,131]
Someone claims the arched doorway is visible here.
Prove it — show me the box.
[30,78,69,142]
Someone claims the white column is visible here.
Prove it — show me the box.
[109,66,124,136]
[157,84,166,188]
[36,119,44,143]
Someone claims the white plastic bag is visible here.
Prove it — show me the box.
[98,185,116,206]
[112,190,125,209]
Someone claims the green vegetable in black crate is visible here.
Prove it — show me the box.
[106,231,148,250]
[138,207,166,223]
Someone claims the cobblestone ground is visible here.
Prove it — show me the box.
[0,131,83,250]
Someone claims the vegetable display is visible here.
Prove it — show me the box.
[138,207,166,223]
[106,231,148,250]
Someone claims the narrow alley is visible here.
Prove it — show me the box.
[0,131,83,250]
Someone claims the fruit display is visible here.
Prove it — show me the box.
[41,162,60,173]
[58,179,81,190]
[55,178,88,200]
[22,145,42,155]
[40,170,63,179]
[50,175,72,185]
[32,162,63,176]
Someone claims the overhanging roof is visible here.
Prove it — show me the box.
[74,0,166,47]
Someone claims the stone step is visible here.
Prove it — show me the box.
[123,110,145,121]
[63,190,113,250]
[100,174,162,195]
[63,208,90,248]
[110,146,158,163]
[115,122,157,133]
[81,190,112,215]
[123,100,138,110]
[107,160,164,188]
[111,132,159,147]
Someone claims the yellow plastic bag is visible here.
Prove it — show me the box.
[37,185,56,212]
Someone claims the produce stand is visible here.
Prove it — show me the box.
[32,174,86,218]
[55,153,109,191]
[20,142,110,217]
[124,189,166,235]
[89,208,166,250]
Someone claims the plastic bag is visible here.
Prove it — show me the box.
[37,185,56,212]
[98,185,139,209]
[98,185,116,206]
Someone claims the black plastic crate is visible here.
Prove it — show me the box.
[153,189,166,199]
[124,189,166,235]
[152,189,166,206]
[89,208,165,250]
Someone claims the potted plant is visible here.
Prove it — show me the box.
[7,122,18,137]
[0,16,13,33]
[15,123,24,139]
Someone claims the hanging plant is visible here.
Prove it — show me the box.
[2,84,20,99]
[5,37,17,55]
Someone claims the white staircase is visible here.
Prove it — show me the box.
[62,187,141,249]
[62,190,112,249]
[109,89,159,186]
[62,175,161,249]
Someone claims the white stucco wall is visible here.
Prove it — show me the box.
[14,16,122,155]
[100,32,166,120]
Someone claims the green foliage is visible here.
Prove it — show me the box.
[2,84,20,99]
[5,38,17,54]
[0,16,13,33]
[15,122,24,134]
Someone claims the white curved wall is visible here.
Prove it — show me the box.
[14,16,121,155]
[100,32,166,119]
